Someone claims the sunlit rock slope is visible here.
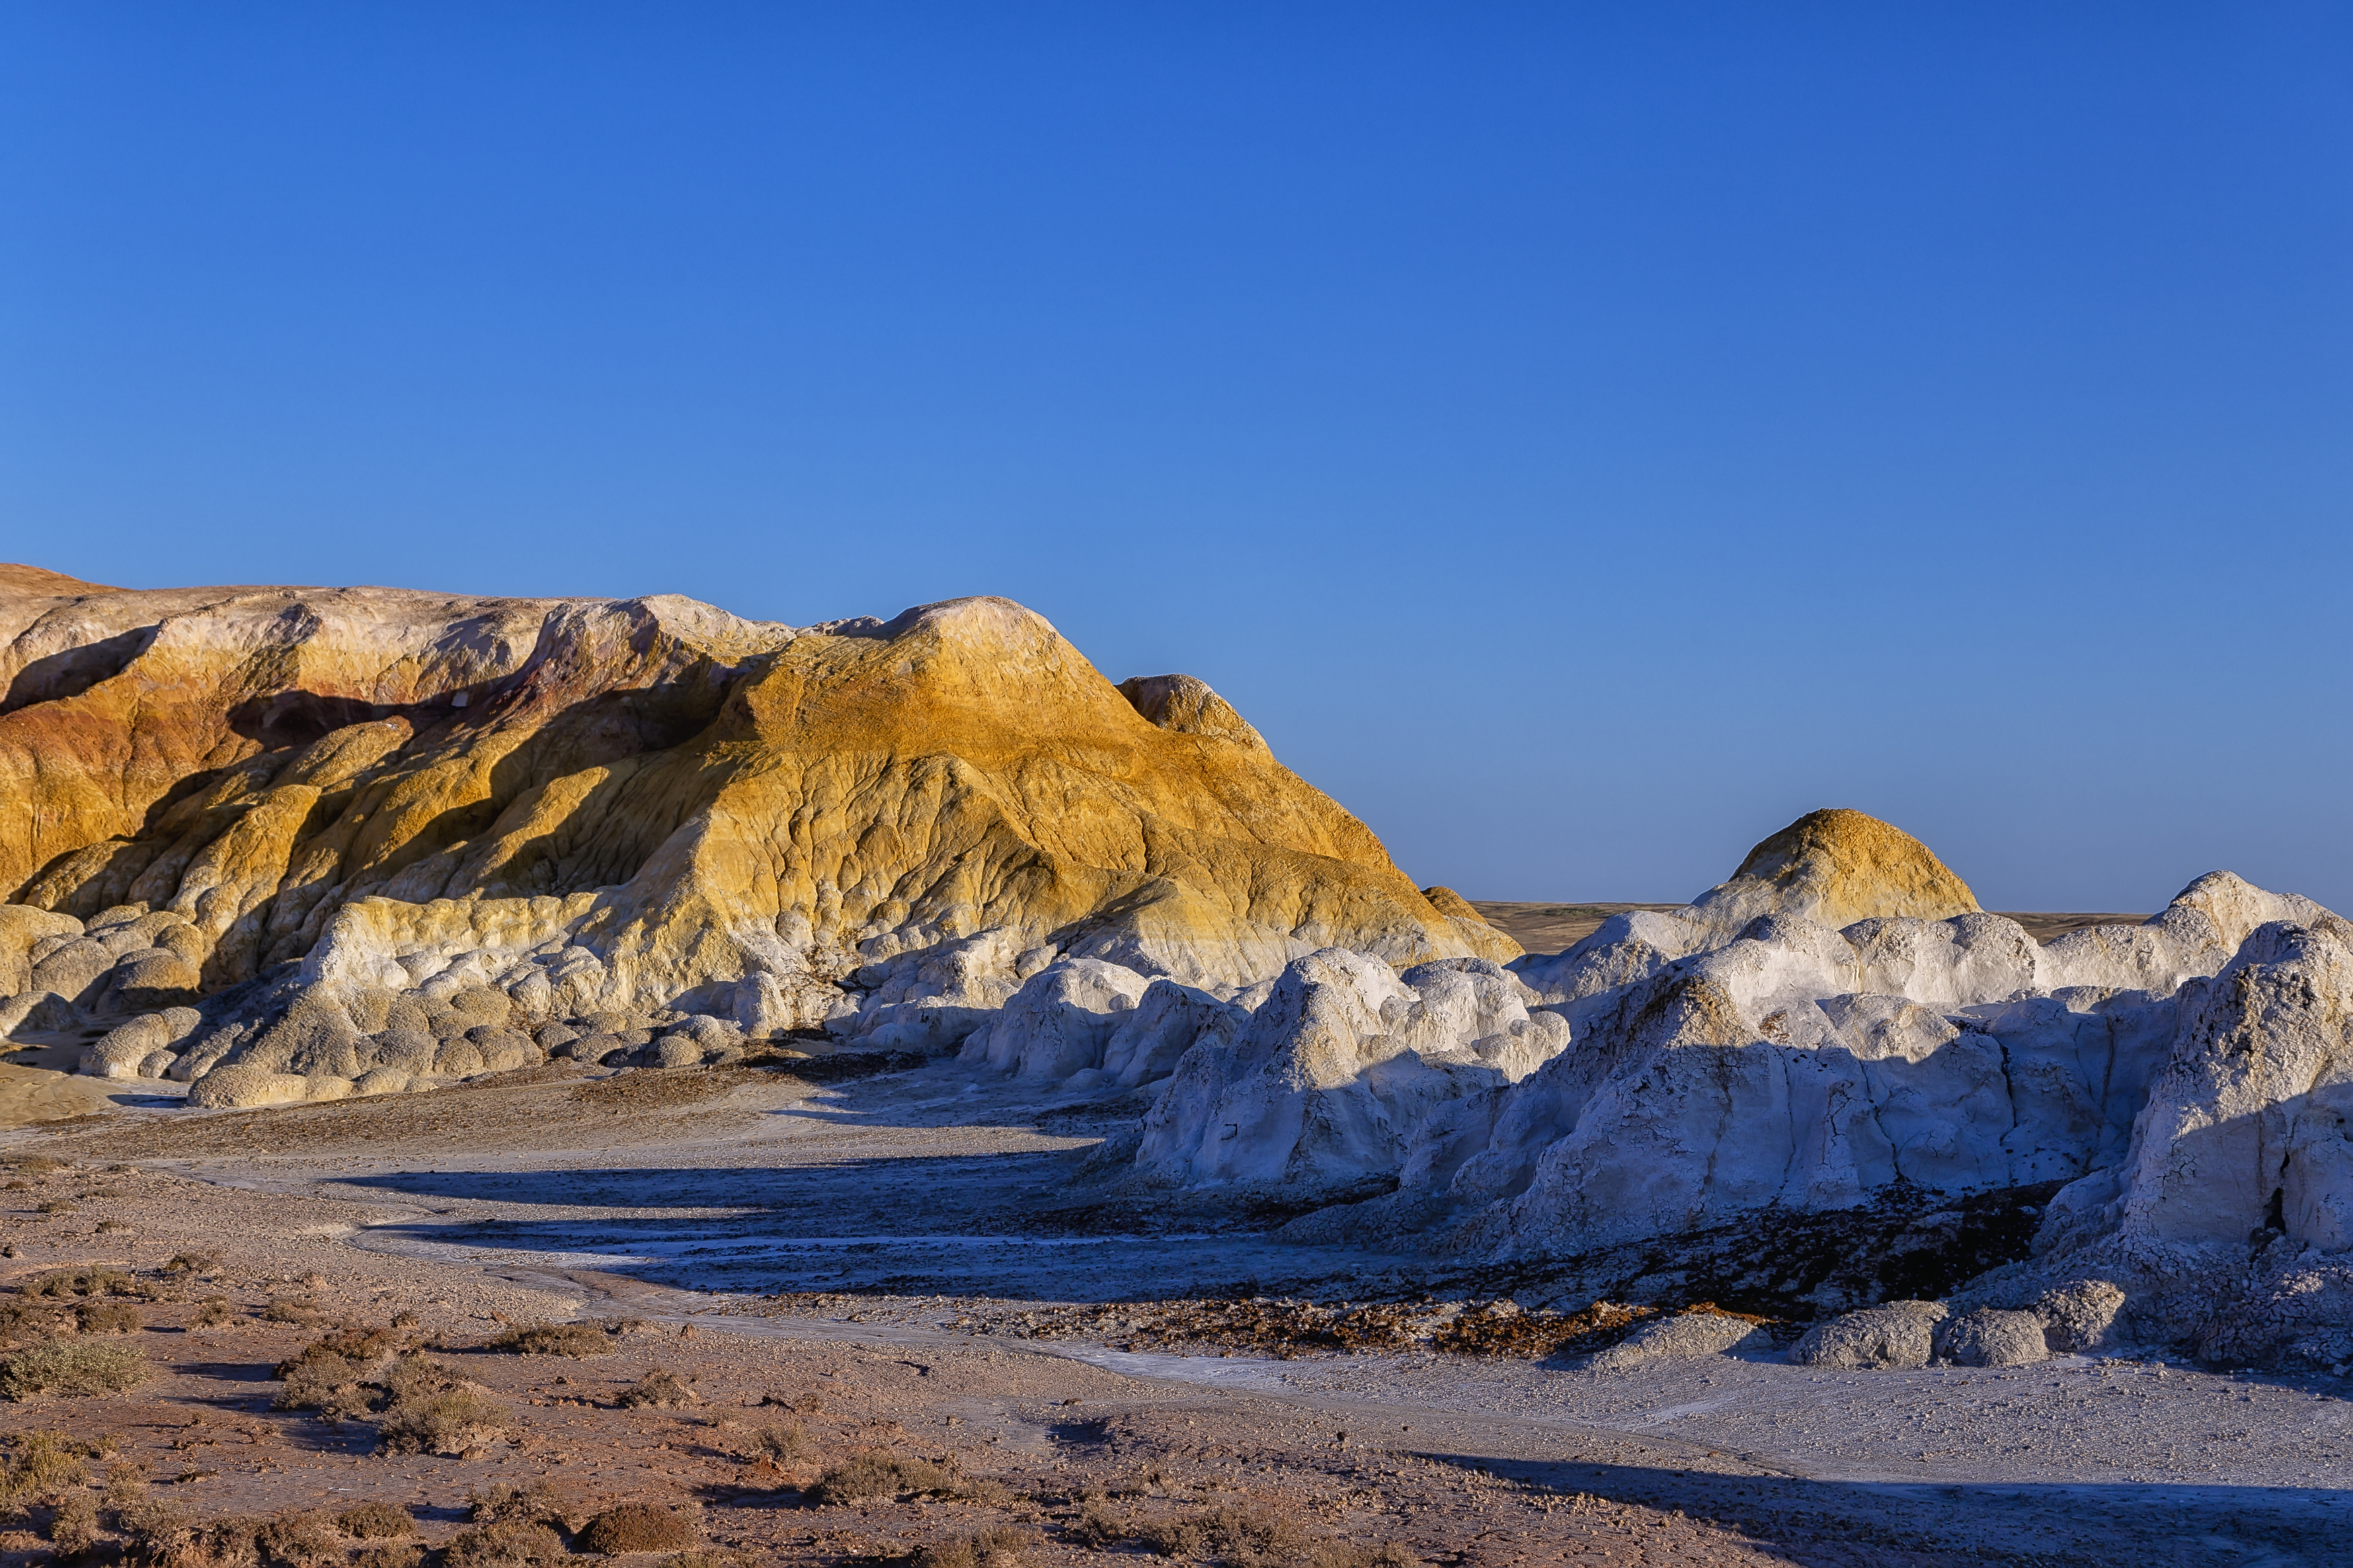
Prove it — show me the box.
[0,565,1509,1106]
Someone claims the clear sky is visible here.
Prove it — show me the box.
[3,4,2349,913]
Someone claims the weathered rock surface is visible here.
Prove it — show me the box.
[1790,1300,1948,1369]
[0,567,1509,1104]
[1113,807,2353,1369]
[1933,1309,2048,1368]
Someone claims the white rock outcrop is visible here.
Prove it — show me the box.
[1135,952,1568,1190]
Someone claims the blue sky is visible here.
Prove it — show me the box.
[4,4,2349,911]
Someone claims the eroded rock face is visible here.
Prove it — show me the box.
[0,567,1511,1102]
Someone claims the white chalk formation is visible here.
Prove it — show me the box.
[12,786,2353,1370]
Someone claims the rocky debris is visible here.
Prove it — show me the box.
[1790,1301,1948,1369]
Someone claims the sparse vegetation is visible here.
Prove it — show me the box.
[745,1421,809,1462]
[161,1251,220,1276]
[0,1338,149,1399]
[467,1477,576,1531]
[0,1431,92,1501]
[337,1499,415,1539]
[440,1518,568,1566]
[1070,1495,1128,1547]
[616,1368,698,1408]
[1117,1505,1419,1568]
[916,1526,1035,1568]
[376,1358,512,1458]
[488,1319,611,1358]
[22,1266,134,1298]
[46,1487,99,1550]
[261,1296,324,1324]
[192,1295,235,1327]
[255,1508,345,1566]
[274,1328,398,1421]
[812,1450,968,1505]
[75,1300,140,1335]
[355,1545,426,1568]
[577,1501,698,1555]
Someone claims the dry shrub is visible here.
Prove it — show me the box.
[95,1219,132,1234]
[22,1267,134,1299]
[118,1508,265,1568]
[77,1300,141,1335]
[1306,1545,1420,1568]
[1138,1505,1310,1566]
[746,1421,809,1462]
[374,1356,510,1458]
[355,1546,425,1568]
[467,1478,577,1532]
[111,1493,189,1544]
[336,1499,414,1539]
[46,1489,98,1550]
[916,1526,1034,1568]
[0,1338,149,1399]
[0,1430,93,1499]
[255,1508,345,1566]
[1070,1496,1127,1547]
[655,1555,744,1568]
[615,1369,697,1408]
[378,1385,510,1458]
[1127,1507,1417,1568]
[577,1501,697,1554]
[260,1297,323,1325]
[280,1325,396,1373]
[161,1253,219,1276]
[192,1296,235,1328]
[10,1159,66,1175]
[104,1459,146,1509]
[0,1300,64,1339]
[38,1201,75,1215]
[440,1518,568,1567]
[488,1321,610,1358]
[811,1451,964,1505]
[272,1335,390,1422]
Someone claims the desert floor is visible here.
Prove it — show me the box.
[0,1040,2329,1567]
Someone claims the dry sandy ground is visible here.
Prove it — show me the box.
[0,1050,2325,1566]
[1468,905,2150,953]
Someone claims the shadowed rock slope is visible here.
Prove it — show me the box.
[0,567,1509,1104]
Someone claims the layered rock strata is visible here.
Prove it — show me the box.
[0,567,1509,1106]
